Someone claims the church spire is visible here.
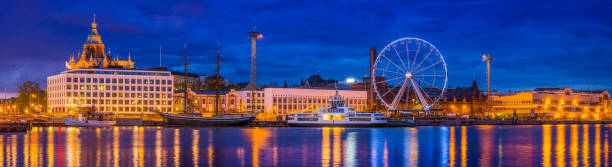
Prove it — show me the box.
[90,13,98,35]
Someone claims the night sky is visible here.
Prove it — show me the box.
[1,0,611,96]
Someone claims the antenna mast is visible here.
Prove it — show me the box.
[159,45,162,67]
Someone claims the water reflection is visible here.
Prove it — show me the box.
[0,125,609,166]
[556,125,566,166]
[322,128,330,167]
[155,129,163,167]
[571,125,578,167]
[582,125,589,167]
[542,125,552,167]
[449,127,456,167]
[173,129,180,167]
[460,126,467,167]
[192,130,199,167]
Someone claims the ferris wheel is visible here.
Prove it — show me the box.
[372,38,448,112]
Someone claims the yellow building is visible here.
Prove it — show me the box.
[490,88,610,120]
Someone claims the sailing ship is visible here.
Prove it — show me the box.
[153,43,255,126]
[287,90,388,127]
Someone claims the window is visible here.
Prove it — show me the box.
[131,79,135,84]
[93,78,98,83]
[106,79,110,83]
[137,79,142,84]
[100,78,105,83]
[162,80,166,85]
[67,78,72,82]
[168,80,172,85]
[156,80,160,85]
[112,79,117,83]
[87,78,91,83]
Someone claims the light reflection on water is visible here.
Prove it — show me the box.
[0,125,610,166]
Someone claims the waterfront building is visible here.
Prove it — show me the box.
[236,90,266,113]
[173,88,239,115]
[298,74,338,89]
[47,16,174,118]
[436,81,486,116]
[148,67,202,91]
[262,88,366,113]
[225,88,368,120]
[490,87,610,120]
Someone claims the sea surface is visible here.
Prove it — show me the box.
[0,125,611,167]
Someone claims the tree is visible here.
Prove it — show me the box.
[15,81,46,114]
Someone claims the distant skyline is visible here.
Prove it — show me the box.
[1,0,611,96]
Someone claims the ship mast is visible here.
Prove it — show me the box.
[215,42,222,116]
[180,43,190,114]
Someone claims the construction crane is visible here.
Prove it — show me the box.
[248,29,262,113]
[482,54,492,118]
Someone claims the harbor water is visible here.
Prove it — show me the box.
[0,125,611,166]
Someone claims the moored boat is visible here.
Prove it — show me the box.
[148,108,255,126]
[65,113,116,127]
[287,90,388,127]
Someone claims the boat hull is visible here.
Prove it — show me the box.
[163,114,255,126]
[65,118,116,127]
[287,122,388,127]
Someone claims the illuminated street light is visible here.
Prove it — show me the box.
[346,77,356,84]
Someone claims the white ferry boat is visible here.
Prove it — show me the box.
[287,90,387,127]
[65,113,116,127]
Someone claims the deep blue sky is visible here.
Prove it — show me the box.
[1,0,611,96]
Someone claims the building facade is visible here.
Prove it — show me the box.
[47,16,174,118]
[436,81,486,117]
[262,88,366,113]
[173,88,239,115]
[234,88,367,120]
[491,88,610,120]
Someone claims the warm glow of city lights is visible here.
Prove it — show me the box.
[346,77,356,84]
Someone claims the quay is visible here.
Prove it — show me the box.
[2,119,612,129]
